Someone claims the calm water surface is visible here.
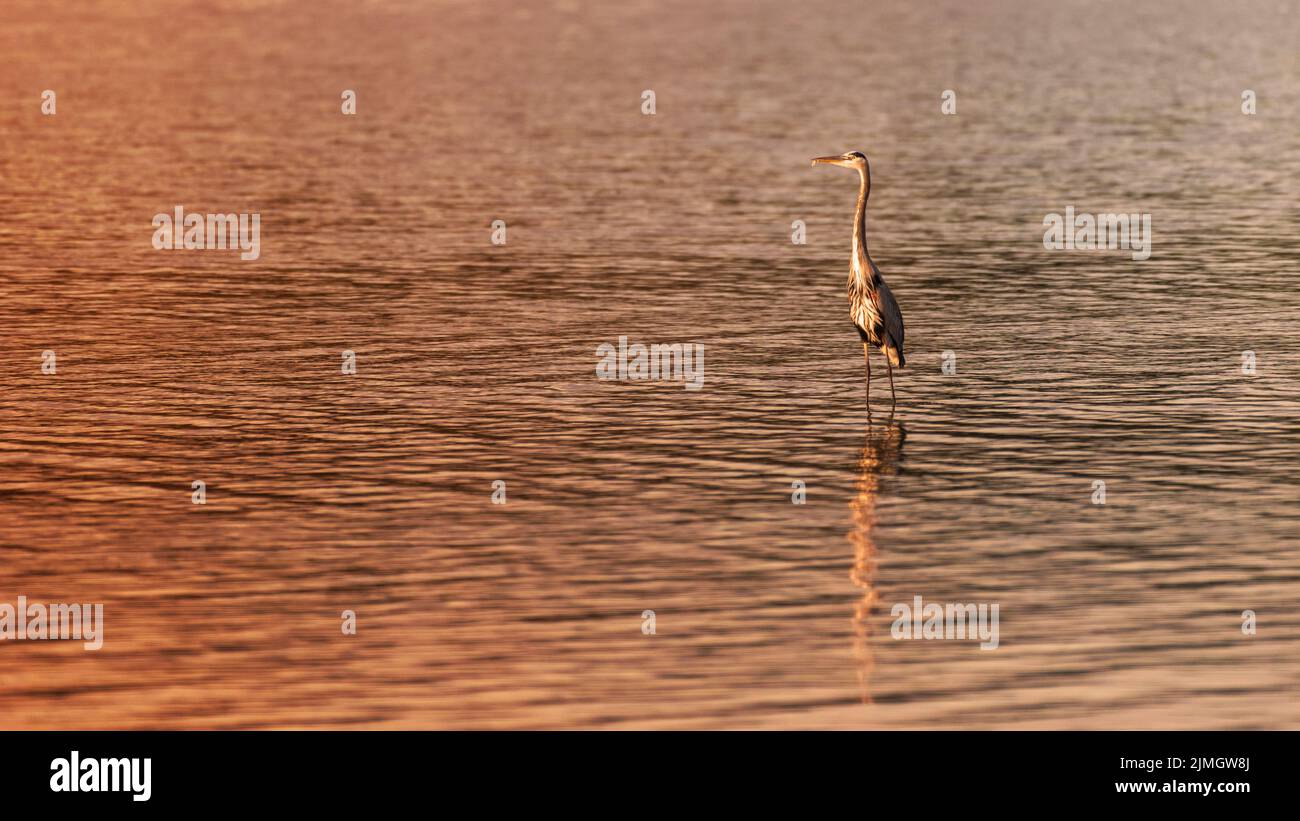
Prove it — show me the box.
[1,0,1298,728]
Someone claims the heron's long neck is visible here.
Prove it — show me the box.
[851,166,871,283]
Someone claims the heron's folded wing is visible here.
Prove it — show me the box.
[873,276,905,352]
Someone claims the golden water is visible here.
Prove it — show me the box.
[1,0,1298,728]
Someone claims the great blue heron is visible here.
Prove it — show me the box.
[811,151,905,408]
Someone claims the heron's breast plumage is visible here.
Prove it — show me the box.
[847,271,883,341]
[849,290,882,340]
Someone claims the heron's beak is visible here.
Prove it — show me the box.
[811,155,849,167]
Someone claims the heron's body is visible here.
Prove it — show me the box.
[812,150,905,408]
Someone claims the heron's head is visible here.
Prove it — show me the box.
[810,151,868,171]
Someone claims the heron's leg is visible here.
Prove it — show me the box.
[862,343,871,408]
[886,355,896,405]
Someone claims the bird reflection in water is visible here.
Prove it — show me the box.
[848,417,906,704]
